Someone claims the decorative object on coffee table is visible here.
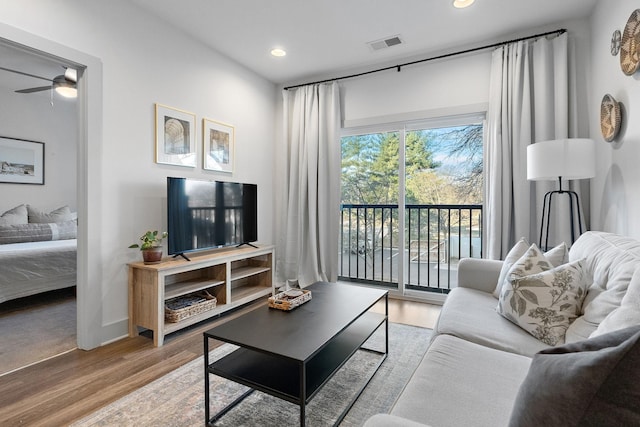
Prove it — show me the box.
[268,289,312,311]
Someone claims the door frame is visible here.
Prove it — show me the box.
[0,22,104,349]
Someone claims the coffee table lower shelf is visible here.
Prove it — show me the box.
[205,311,388,426]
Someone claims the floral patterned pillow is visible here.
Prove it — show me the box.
[497,248,588,346]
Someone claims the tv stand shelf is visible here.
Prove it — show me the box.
[128,245,274,346]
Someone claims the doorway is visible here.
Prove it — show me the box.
[0,22,104,356]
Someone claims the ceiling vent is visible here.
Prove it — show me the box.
[368,35,403,51]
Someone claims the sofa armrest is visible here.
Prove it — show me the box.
[457,258,503,294]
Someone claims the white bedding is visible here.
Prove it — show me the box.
[0,239,77,303]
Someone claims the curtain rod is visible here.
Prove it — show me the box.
[284,28,566,90]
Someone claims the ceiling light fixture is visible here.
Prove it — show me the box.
[54,76,77,98]
[453,0,475,8]
[270,48,287,57]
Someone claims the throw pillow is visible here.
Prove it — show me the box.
[508,325,640,427]
[591,267,640,338]
[497,247,588,346]
[28,205,74,223]
[0,204,28,226]
[493,239,568,298]
[493,238,530,298]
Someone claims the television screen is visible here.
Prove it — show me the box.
[167,177,257,256]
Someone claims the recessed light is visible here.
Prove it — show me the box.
[453,0,475,8]
[270,48,287,57]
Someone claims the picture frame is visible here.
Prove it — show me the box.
[0,136,44,185]
[155,103,196,167]
[203,118,234,173]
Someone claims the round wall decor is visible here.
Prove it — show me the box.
[620,9,640,75]
[600,94,622,142]
[611,29,621,55]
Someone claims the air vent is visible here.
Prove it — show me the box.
[368,35,403,51]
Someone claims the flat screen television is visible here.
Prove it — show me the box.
[167,177,257,258]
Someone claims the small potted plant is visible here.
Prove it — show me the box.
[129,230,168,264]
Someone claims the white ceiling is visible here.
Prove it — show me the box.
[130,0,599,85]
[0,0,599,93]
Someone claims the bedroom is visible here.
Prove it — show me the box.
[0,41,78,374]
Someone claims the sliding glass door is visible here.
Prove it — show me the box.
[339,116,484,298]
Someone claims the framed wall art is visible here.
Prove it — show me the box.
[155,103,196,167]
[203,118,234,173]
[0,136,44,185]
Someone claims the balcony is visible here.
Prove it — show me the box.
[339,204,483,294]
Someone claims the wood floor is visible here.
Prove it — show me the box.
[0,296,440,427]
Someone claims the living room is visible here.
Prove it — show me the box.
[1,0,639,425]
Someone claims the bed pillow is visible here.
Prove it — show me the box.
[497,246,588,345]
[494,240,568,298]
[508,325,640,427]
[0,204,28,226]
[0,220,77,244]
[28,205,74,223]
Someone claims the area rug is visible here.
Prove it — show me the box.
[72,322,431,426]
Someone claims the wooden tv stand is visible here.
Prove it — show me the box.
[128,245,274,346]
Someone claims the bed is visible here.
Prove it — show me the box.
[0,204,77,304]
[0,239,77,304]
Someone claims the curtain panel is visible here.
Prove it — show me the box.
[485,33,584,259]
[275,82,341,286]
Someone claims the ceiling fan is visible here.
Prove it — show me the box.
[0,66,78,98]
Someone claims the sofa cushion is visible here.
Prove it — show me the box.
[434,287,549,356]
[392,334,531,427]
[508,325,640,427]
[494,239,568,298]
[569,231,640,328]
[0,204,28,226]
[591,267,640,337]
[497,258,588,346]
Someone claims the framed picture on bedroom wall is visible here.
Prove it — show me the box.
[155,103,197,167]
[203,118,234,173]
[0,136,44,185]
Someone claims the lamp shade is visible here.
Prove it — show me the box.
[527,138,596,181]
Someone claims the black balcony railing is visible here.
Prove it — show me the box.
[339,204,483,293]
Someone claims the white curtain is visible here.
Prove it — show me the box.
[275,82,341,286]
[485,33,582,259]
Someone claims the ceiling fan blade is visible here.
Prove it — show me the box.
[0,66,52,82]
[15,85,52,94]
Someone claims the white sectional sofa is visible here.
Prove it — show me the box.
[365,231,640,427]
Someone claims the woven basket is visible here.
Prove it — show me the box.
[268,289,312,311]
[165,290,217,323]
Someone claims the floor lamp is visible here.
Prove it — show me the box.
[527,138,596,250]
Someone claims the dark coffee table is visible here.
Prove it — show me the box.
[203,281,388,426]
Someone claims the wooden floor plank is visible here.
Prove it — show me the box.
[0,296,440,426]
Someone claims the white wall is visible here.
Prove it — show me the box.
[589,1,640,239]
[0,0,276,346]
[0,90,77,212]
[284,20,590,133]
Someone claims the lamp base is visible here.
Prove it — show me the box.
[539,189,583,251]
